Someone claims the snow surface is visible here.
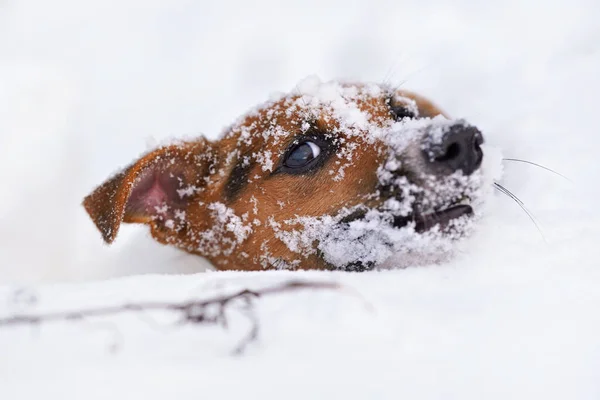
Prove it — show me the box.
[1,0,600,398]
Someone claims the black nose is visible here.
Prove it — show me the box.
[424,123,484,175]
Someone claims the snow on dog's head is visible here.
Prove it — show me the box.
[84,76,500,271]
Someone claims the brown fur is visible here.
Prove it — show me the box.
[84,85,447,271]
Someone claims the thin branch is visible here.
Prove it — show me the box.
[0,280,341,354]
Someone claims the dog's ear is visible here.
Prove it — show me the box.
[83,139,216,243]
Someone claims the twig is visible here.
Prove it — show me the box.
[0,280,341,354]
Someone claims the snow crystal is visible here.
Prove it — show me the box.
[154,204,169,214]
[171,202,253,258]
[176,185,198,198]
[253,150,274,172]
[207,202,252,244]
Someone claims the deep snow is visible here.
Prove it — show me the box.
[1,0,600,398]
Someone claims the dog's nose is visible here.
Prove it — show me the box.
[424,123,484,175]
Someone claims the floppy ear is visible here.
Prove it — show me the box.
[83,139,216,244]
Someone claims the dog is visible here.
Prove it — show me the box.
[84,76,488,271]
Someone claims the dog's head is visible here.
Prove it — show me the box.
[84,77,490,271]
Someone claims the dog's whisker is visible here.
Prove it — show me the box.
[502,158,571,182]
[293,84,308,109]
[390,65,431,94]
[493,182,524,206]
[293,83,322,123]
[493,182,547,243]
[381,52,407,87]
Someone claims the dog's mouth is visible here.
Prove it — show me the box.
[340,201,474,233]
[392,204,473,233]
[329,201,475,272]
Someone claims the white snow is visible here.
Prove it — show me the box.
[1,0,600,398]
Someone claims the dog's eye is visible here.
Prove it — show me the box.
[275,134,332,175]
[390,105,416,120]
[284,141,321,168]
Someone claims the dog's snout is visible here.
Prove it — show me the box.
[424,124,483,175]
